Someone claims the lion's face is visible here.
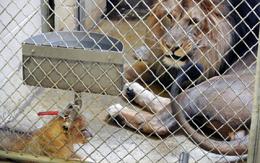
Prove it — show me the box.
[157,0,206,68]
[151,0,229,69]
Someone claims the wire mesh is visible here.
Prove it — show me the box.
[0,0,259,162]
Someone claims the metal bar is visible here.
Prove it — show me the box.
[179,152,189,163]
[79,0,85,31]
[41,0,49,32]
[41,0,53,32]
[74,92,82,109]
[76,0,80,31]
[22,44,124,64]
[248,29,260,163]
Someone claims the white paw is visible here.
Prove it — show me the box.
[234,130,247,140]
[107,104,123,118]
[123,82,158,107]
[122,82,145,96]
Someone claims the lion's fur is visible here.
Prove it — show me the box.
[119,0,259,156]
[145,0,231,75]
[126,0,259,86]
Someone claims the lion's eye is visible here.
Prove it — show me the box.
[162,14,175,28]
[192,17,199,24]
[167,14,174,21]
[188,17,199,25]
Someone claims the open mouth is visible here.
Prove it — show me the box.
[164,52,188,62]
[161,41,191,62]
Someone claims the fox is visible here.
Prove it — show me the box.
[0,104,93,161]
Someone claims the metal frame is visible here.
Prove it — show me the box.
[22,31,124,95]
[248,29,260,163]
[0,0,259,162]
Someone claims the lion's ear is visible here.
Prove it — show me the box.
[60,104,80,120]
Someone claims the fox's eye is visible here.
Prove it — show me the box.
[63,125,69,131]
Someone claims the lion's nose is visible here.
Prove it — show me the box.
[164,41,180,53]
[171,46,180,52]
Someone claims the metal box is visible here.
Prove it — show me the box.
[22,32,124,95]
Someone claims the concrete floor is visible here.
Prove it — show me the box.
[1,20,245,162]
[5,89,244,163]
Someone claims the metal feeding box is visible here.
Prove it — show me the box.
[22,32,124,95]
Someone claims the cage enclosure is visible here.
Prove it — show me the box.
[22,32,124,96]
[1,0,259,162]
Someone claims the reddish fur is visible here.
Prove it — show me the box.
[4,115,90,160]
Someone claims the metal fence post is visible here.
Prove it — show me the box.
[248,29,260,163]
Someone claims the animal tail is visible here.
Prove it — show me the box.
[170,97,248,155]
[0,127,31,151]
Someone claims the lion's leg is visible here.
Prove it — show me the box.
[107,104,172,136]
[124,61,155,83]
[107,104,152,130]
[122,82,170,113]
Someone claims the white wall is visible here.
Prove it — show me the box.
[0,0,42,125]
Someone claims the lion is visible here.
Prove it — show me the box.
[107,0,259,156]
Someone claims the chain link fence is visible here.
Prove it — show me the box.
[0,0,259,162]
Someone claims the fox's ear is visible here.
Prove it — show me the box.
[60,104,80,118]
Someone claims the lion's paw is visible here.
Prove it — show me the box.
[122,82,146,100]
[107,104,123,118]
[106,104,126,125]
[122,82,145,101]
[122,82,157,107]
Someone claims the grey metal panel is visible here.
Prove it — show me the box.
[23,32,123,51]
[22,32,124,95]
[22,44,123,64]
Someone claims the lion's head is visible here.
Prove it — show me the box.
[146,0,232,77]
